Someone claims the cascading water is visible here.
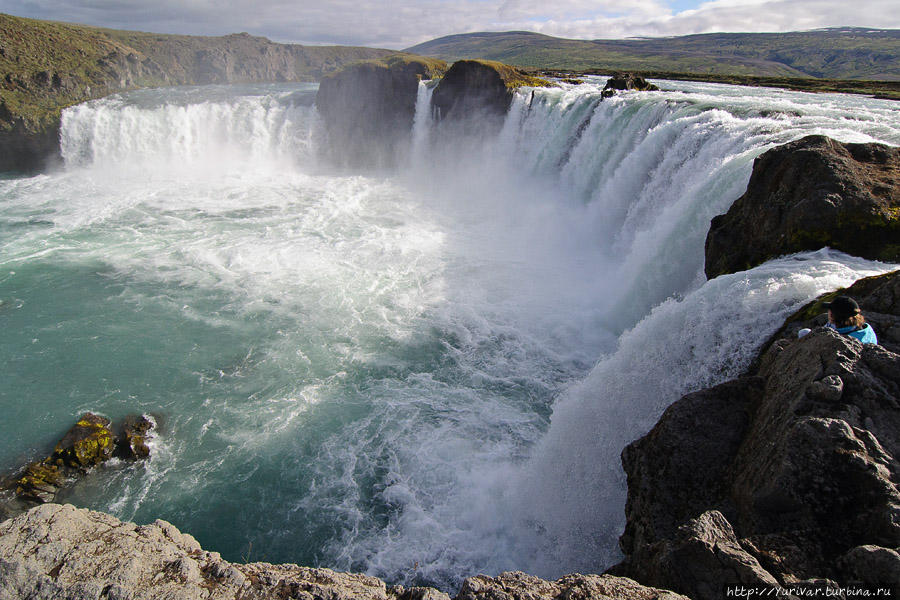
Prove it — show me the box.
[1,77,898,590]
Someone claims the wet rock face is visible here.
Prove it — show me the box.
[431,60,514,125]
[117,414,155,460]
[705,135,900,279]
[430,60,551,135]
[315,56,446,168]
[616,324,900,598]
[0,504,688,600]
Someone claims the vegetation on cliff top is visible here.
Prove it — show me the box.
[335,53,448,80]
[462,59,553,89]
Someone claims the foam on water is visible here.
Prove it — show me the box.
[1,79,898,590]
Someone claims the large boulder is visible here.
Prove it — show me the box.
[0,504,687,600]
[601,73,659,98]
[315,54,446,168]
[431,60,552,133]
[705,135,900,279]
[615,277,900,599]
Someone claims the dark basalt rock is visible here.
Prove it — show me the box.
[117,414,155,460]
[705,135,900,279]
[315,55,446,168]
[601,72,659,98]
[614,271,900,598]
[431,60,552,134]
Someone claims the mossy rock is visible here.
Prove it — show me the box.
[52,412,115,469]
[14,460,63,503]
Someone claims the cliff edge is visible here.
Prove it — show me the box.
[0,503,687,600]
[614,270,900,598]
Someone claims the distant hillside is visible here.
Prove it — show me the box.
[0,13,394,171]
[406,29,900,81]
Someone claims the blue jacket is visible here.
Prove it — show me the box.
[827,323,878,345]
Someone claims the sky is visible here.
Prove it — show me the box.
[2,0,898,49]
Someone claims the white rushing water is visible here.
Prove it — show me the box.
[0,78,898,589]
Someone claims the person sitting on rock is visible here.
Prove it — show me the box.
[824,295,878,345]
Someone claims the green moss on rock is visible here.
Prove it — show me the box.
[52,412,114,469]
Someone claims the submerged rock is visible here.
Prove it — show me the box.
[615,278,900,598]
[0,504,687,600]
[705,135,900,279]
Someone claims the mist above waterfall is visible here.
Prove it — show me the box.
[0,78,898,590]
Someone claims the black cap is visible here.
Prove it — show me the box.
[824,296,860,321]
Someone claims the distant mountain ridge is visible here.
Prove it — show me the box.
[405,28,900,81]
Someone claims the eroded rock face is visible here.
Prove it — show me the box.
[315,55,446,168]
[0,504,687,600]
[431,60,551,134]
[705,135,900,279]
[616,323,900,598]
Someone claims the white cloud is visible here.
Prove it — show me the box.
[2,0,898,48]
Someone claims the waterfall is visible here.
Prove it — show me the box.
[3,78,897,590]
[59,84,320,172]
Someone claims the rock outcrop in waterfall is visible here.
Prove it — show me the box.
[0,13,394,172]
[705,135,900,279]
[430,60,552,132]
[315,54,446,168]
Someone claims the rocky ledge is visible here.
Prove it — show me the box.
[705,135,900,279]
[0,503,688,600]
[613,270,900,598]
